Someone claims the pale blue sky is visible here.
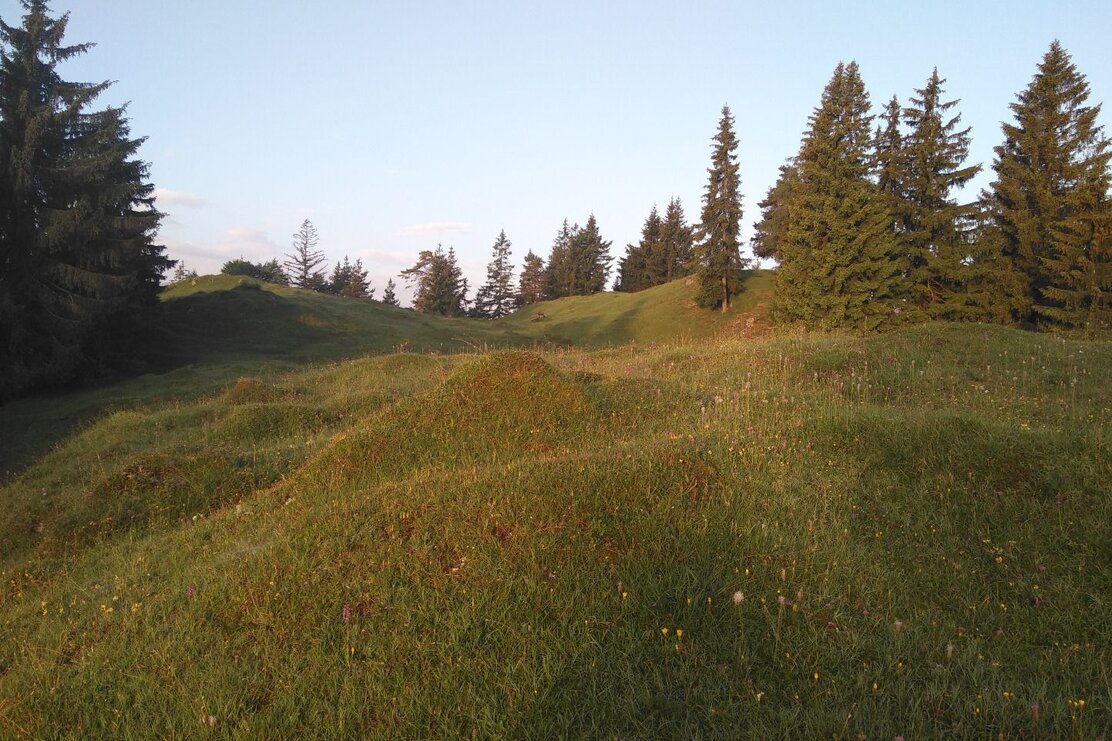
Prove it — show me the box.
[4,1,1110,302]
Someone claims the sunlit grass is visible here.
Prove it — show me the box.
[0,279,1108,737]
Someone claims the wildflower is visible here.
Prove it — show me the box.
[187,583,196,600]
[675,628,684,639]
[661,627,669,636]
[732,591,744,605]
[946,643,954,659]
[707,596,712,605]
[893,620,903,633]
[621,591,628,600]
[778,595,788,606]
[616,580,623,595]
[812,672,819,682]
[342,602,352,624]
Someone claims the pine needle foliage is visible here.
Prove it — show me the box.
[401,244,468,316]
[472,230,517,318]
[774,62,906,330]
[0,0,170,397]
[283,219,326,290]
[694,105,746,311]
[517,251,547,307]
[985,41,1112,329]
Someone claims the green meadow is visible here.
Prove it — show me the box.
[1,275,1109,738]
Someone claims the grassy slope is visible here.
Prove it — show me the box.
[1,273,768,477]
[0,275,1109,737]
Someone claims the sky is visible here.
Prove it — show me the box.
[3,0,1110,304]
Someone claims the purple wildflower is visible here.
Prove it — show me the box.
[342,602,352,624]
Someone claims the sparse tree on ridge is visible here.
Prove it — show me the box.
[0,0,170,397]
[284,219,327,289]
[985,41,1112,329]
[517,251,547,306]
[472,230,517,318]
[694,105,746,311]
[381,278,400,307]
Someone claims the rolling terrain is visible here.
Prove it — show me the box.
[0,274,1108,738]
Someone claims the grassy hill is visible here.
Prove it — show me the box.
[0,272,770,476]
[0,274,1109,737]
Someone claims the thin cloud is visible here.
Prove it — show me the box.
[154,188,208,208]
[397,222,472,238]
[219,226,281,260]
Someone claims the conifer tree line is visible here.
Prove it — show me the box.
[755,42,1110,331]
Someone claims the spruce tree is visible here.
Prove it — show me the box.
[569,214,612,294]
[0,1,169,396]
[695,105,746,310]
[900,69,981,319]
[873,95,905,221]
[985,41,1112,328]
[283,219,326,289]
[517,251,546,306]
[381,278,400,307]
[401,245,467,316]
[615,206,661,292]
[327,256,371,298]
[221,258,289,284]
[752,162,801,262]
[544,220,577,299]
[472,230,517,318]
[774,62,906,330]
[659,197,694,279]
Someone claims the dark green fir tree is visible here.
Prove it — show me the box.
[615,206,661,292]
[0,0,170,397]
[985,41,1112,329]
[900,69,981,319]
[400,244,468,316]
[472,230,517,318]
[752,162,801,263]
[517,250,546,306]
[381,277,400,307]
[774,62,906,330]
[283,219,327,289]
[658,197,694,279]
[694,105,746,310]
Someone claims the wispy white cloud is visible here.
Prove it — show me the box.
[154,188,208,208]
[397,221,472,238]
[219,226,281,259]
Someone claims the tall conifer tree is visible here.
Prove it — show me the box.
[985,41,1112,328]
[753,162,801,262]
[401,245,467,316]
[381,277,400,307]
[659,197,694,279]
[284,219,326,289]
[695,105,746,310]
[900,69,981,319]
[774,62,906,329]
[517,251,546,306]
[0,0,169,396]
[615,206,661,292]
[472,230,517,318]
